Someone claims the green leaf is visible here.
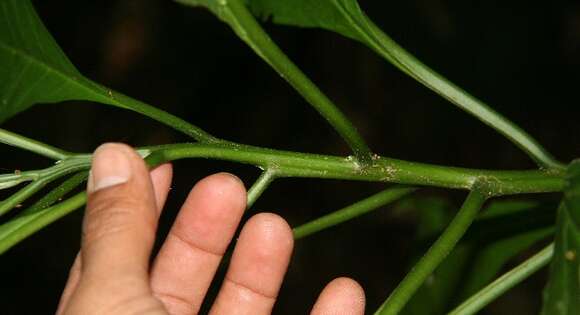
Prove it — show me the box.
[247,0,361,40]
[245,0,562,169]
[0,0,215,141]
[462,228,552,299]
[460,200,554,299]
[542,161,580,314]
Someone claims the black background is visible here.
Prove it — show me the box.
[1,0,579,314]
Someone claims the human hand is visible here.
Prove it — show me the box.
[56,143,365,315]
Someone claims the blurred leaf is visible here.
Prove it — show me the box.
[542,161,580,314]
[461,228,553,299]
[0,0,209,140]
[412,197,453,240]
[402,198,555,314]
[247,0,362,41]
[460,200,554,299]
[480,200,539,219]
[402,197,472,315]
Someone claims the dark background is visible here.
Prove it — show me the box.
[1,0,579,314]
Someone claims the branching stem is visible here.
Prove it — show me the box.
[293,186,416,239]
[374,188,488,315]
[246,169,277,209]
[0,128,70,160]
[354,16,563,170]
[196,0,374,164]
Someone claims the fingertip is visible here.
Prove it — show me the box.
[242,213,294,251]
[150,172,248,313]
[204,172,247,207]
[150,163,173,212]
[311,277,365,315]
[93,142,143,163]
[216,172,245,189]
[209,213,293,313]
[81,142,157,282]
[150,162,173,179]
[87,143,147,194]
[225,213,294,297]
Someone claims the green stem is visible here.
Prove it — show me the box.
[104,87,222,143]
[0,191,87,255]
[0,139,565,255]
[196,0,373,164]
[1,142,565,200]
[448,243,554,315]
[22,171,88,215]
[0,179,49,216]
[246,169,276,209]
[0,157,89,216]
[293,186,416,239]
[0,128,70,160]
[351,13,562,170]
[145,143,566,196]
[375,188,488,315]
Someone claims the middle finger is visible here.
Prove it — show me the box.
[150,173,246,315]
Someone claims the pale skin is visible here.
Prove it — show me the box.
[56,143,365,315]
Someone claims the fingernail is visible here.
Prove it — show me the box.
[87,144,132,193]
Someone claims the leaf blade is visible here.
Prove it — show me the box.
[0,0,216,142]
[541,160,580,314]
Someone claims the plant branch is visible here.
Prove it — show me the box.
[374,188,488,315]
[448,243,554,315]
[350,14,563,170]
[246,169,277,209]
[1,141,566,199]
[144,143,566,196]
[0,128,70,160]
[0,137,565,255]
[0,157,89,216]
[293,185,416,239]
[0,191,86,255]
[103,87,223,144]
[182,0,373,164]
[22,171,88,215]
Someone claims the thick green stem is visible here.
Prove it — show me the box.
[1,142,566,198]
[375,188,488,315]
[145,143,565,196]
[246,169,276,209]
[190,0,373,164]
[293,186,416,239]
[0,128,70,160]
[448,244,554,315]
[0,140,567,255]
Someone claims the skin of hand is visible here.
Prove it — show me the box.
[55,143,365,315]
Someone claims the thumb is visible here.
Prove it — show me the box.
[80,143,158,290]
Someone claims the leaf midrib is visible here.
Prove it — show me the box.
[0,40,113,107]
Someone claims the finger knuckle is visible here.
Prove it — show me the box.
[82,196,144,245]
